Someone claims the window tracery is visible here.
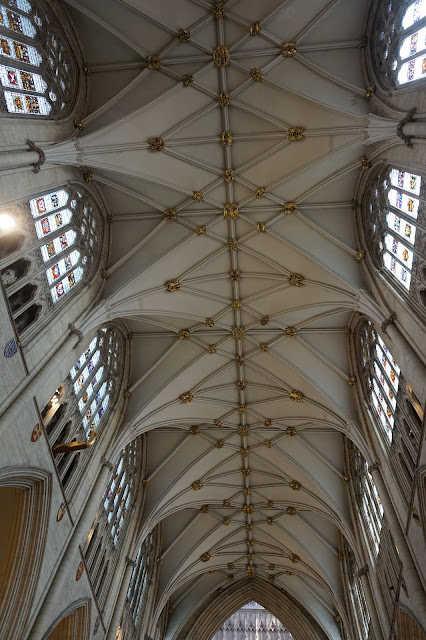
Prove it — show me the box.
[356,320,422,502]
[41,326,122,494]
[0,0,75,116]
[363,165,426,310]
[0,184,100,335]
[373,0,426,88]
[350,445,384,556]
[84,440,141,610]
[122,532,156,635]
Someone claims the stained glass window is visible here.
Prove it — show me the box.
[69,328,119,439]
[360,321,401,442]
[84,440,141,610]
[0,0,75,116]
[350,445,384,557]
[29,187,97,304]
[364,165,426,307]
[125,532,155,630]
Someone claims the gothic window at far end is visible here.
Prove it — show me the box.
[0,0,77,117]
[373,0,426,88]
[364,165,426,311]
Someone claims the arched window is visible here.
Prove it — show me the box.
[363,165,426,310]
[356,320,422,502]
[42,326,123,495]
[349,445,384,556]
[126,533,155,630]
[0,184,101,335]
[372,0,426,88]
[344,544,372,640]
[84,440,141,611]
[0,0,76,116]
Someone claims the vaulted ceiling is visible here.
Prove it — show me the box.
[59,0,374,638]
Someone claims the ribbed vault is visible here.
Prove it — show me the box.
[55,0,378,637]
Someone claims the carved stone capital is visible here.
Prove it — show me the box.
[68,322,84,349]
[381,312,396,335]
[125,555,136,567]
[369,459,381,473]
[26,139,45,174]
[100,456,114,470]
[357,564,369,577]
[397,107,416,148]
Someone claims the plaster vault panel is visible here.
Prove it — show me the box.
[60,0,375,638]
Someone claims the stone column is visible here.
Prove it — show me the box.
[106,557,135,640]
[381,315,426,406]
[0,141,44,172]
[369,462,426,629]
[358,567,385,640]
[0,325,83,436]
[27,459,113,640]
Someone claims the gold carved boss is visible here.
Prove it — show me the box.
[282,42,297,57]
[213,46,230,67]
[224,202,239,219]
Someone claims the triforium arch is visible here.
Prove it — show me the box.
[0,466,51,640]
[359,161,426,318]
[42,600,91,640]
[0,0,84,119]
[171,579,328,640]
[0,179,108,341]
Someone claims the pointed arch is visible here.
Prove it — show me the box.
[42,599,91,640]
[0,466,51,640]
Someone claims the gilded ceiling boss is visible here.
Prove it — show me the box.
[0,1,425,640]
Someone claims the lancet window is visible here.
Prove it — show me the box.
[373,0,426,88]
[0,0,75,116]
[41,326,122,495]
[364,165,426,310]
[356,320,423,502]
[0,184,100,336]
[84,440,140,610]
[350,445,384,556]
[345,545,372,640]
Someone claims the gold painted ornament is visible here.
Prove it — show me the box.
[236,355,244,365]
[256,186,266,198]
[214,419,222,427]
[178,28,191,43]
[257,222,266,232]
[286,427,297,436]
[197,225,207,235]
[238,405,247,414]
[223,517,231,526]
[232,326,246,340]
[250,68,262,82]
[286,506,297,515]
[178,329,190,340]
[282,42,297,57]
[232,299,241,310]
[182,72,194,87]
[225,169,235,182]
[361,156,371,170]
[289,553,300,563]
[192,479,203,490]
[200,504,209,513]
[236,379,246,390]
[260,343,269,352]
[219,91,230,107]
[229,238,238,251]
[213,1,224,18]
[200,552,211,562]
[249,21,261,36]
[238,424,249,436]
[242,468,251,476]
[230,269,240,281]
[180,391,194,403]
[284,202,297,215]
[164,208,177,220]
[189,426,199,435]
[148,137,164,152]
[285,326,297,337]
[205,318,215,327]
[221,130,233,146]
[213,45,230,67]
[193,191,204,202]
[287,127,304,141]
[146,55,160,70]
[264,419,272,427]
[243,504,254,514]
[240,447,249,457]
[289,480,301,491]
[165,279,181,292]
[260,316,270,325]
[216,440,224,448]
[289,389,304,402]
[224,202,239,219]
[208,344,217,354]
[288,273,304,286]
